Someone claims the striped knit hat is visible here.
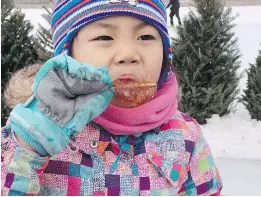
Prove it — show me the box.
[51,0,172,87]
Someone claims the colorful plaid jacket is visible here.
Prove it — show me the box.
[1,110,222,196]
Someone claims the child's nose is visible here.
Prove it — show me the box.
[118,59,138,65]
[114,43,141,66]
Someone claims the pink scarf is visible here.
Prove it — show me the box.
[93,72,179,135]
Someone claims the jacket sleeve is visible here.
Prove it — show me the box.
[1,126,49,196]
[182,120,223,196]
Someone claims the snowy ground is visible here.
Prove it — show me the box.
[22,6,261,195]
[203,103,261,160]
[215,158,261,195]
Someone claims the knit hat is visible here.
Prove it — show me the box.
[51,0,172,87]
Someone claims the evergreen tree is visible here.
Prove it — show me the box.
[241,47,261,120]
[34,0,54,61]
[1,0,39,126]
[172,0,241,124]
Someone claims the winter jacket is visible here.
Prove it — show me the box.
[1,110,222,196]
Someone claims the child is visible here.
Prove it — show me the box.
[1,0,222,195]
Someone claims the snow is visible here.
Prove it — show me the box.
[215,158,261,195]
[16,6,261,195]
[203,103,261,160]
[22,9,49,36]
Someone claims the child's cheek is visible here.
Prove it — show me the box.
[146,66,162,83]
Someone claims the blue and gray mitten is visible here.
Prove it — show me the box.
[9,53,114,156]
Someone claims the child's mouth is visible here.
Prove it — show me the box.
[117,73,138,80]
[112,79,157,106]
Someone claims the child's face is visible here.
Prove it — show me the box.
[71,16,163,108]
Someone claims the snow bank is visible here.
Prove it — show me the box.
[216,158,261,195]
[202,103,261,160]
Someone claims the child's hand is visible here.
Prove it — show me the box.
[8,54,114,156]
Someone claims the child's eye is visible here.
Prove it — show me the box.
[93,36,113,41]
[138,35,155,40]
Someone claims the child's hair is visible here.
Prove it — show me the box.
[4,64,42,109]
